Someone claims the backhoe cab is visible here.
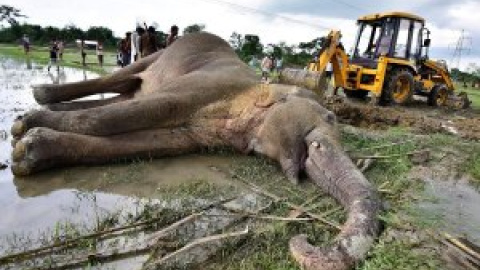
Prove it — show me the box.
[309,12,469,108]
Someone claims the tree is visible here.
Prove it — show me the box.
[242,34,263,58]
[85,26,116,46]
[183,24,205,35]
[0,5,27,25]
[229,32,244,51]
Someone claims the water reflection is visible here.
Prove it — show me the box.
[0,57,113,240]
[0,56,241,245]
[25,56,32,70]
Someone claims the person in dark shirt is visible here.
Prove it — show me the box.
[120,32,132,66]
[47,40,59,72]
[140,26,158,57]
[166,25,179,47]
[80,39,87,66]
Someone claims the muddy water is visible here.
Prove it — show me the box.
[0,57,241,245]
[421,179,480,242]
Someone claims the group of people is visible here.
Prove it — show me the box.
[117,24,179,67]
[47,39,65,72]
[79,39,104,67]
[29,23,182,72]
[259,55,283,82]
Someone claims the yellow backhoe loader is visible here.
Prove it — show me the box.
[304,12,470,108]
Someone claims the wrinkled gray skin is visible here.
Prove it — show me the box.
[10,32,380,270]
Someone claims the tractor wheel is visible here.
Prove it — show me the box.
[344,89,369,100]
[383,69,415,105]
[428,84,449,106]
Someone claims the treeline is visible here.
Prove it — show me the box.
[0,23,206,50]
[0,23,119,48]
[229,32,320,68]
[451,68,480,87]
[0,22,320,67]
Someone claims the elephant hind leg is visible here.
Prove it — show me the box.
[33,75,142,105]
[45,94,133,111]
[11,126,218,176]
[33,51,164,105]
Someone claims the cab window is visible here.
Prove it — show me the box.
[375,18,395,57]
[394,19,411,58]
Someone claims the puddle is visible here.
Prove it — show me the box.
[420,179,480,242]
[0,56,245,261]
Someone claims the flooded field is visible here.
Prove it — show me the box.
[0,57,251,268]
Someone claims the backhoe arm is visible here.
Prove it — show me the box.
[308,30,348,88]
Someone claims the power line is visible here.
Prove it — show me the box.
[325,0,368,12]
[197,0,331,30]
[450,29,472,70]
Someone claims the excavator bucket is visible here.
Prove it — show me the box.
[446,92,471,109]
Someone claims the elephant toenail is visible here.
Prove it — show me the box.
[11,121,26,137]
[12,142,26,162]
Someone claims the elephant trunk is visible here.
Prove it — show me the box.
[289,128,381,270]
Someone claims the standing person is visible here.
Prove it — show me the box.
[131,28,138,62]
[97,41,104,67]
[80,39,87,66]
[22,34,30,55]
[269,55,276,73]
[248,55,258,69]
[116,39,124,67]
[120,32,132,66]
[57,40,65,61]
[166,25,179,47]
[132,26,145,61]
[140,26,158,57]
[47,40,59,72]
[275,57,283,74]
[261,55,273,83]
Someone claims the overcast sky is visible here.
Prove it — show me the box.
[3,0,479,70]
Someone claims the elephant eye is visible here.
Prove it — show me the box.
[325,112,336,125]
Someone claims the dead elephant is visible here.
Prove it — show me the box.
[10,32,380,270]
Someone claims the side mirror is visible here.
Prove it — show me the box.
[423,38,431,47]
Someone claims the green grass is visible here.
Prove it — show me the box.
[359,239,440,270]
[0,43,117,74]
[207,128,457,270]
[466,152,480,188]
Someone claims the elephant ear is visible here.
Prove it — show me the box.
[254,84,288,108]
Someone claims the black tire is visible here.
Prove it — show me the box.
[344,89,369,100]
[382,69,415,105]
[428,84,449,107]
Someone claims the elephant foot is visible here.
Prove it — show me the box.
[32,84,54,105]
[11,128,57,176]
[11,119,27,139]
[11,109,50,140]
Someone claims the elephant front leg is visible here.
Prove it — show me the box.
[45,94,132,111]
[11,127,213,176]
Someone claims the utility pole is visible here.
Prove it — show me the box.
[450,29,472,70]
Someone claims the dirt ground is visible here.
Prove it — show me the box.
[323,96,480,140]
